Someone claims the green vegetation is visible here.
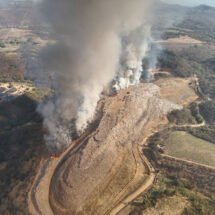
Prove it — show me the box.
[163,131,215,167]
[130,176,215,215]
[168,107,197,125]
[162,27,190,40]
[9,39,20,45]
[186,126,215,144]
[158,49,205,78]
[158,46,215,99]
[0,95,46,215]
[177,6,215,43]
[199,101,215,125]
[0,41,6,48]
[0,52,24,82]
[26,87,51,102]
[135,5,215,214]
[167,102,204,125]
[162,30,183,40]
[0,95,42,130]
[162,6,215,43]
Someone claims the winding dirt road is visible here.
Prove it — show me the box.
[109,144,156,215]
[28,130,96,215]
[28,137,156,215]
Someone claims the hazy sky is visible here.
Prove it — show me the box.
[162,0,215,7]
[0,0,214,8]
[0,0,214,7]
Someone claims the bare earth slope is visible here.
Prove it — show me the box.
[29,83,181,215]
[49,84,180,215]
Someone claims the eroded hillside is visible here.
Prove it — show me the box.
[28,83,184,215]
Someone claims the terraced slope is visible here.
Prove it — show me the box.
[49,84,180,215]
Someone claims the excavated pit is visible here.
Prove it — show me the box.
[49,83,181,215]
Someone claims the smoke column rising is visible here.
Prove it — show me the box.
[115,25,152,89]
[39,0,153,151]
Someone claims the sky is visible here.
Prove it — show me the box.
[162,0,215,7]
[0,0,214,7]
[29,0,215,7]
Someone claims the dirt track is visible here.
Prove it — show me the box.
[162,154,215,171]
[28,130,96,215]
[28,130,157,215]
[109,145,156,215]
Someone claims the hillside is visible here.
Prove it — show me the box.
[177,5,215,42]
[29,83,181,215]
[0,1,215,215]
[154,3,215,42]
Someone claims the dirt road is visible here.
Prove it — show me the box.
[162,154,215,170]
[109,146,156,215]
[28,130,95,215]
[110,173,156,215]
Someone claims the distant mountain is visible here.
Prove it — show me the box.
[0,1,42,28]
[177,4,215,42]
[194,4,215,11]
[152,2,189,38]
[153,2,215,42]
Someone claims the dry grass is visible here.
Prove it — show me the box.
[157,35,203,44]
[0,52,24,81]
[155,77,198,106]
[163,131,215,167]
[143,196,189,215]
[0,28,33,41]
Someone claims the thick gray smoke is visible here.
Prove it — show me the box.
[39,0,154,151]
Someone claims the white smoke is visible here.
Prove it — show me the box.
[38,0,154,151]
[114,25,152,90]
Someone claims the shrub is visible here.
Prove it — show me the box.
[0,41,6,48]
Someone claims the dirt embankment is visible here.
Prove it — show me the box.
[29,83,181,215]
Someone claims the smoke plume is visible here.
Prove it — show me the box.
[38,0,154,151]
